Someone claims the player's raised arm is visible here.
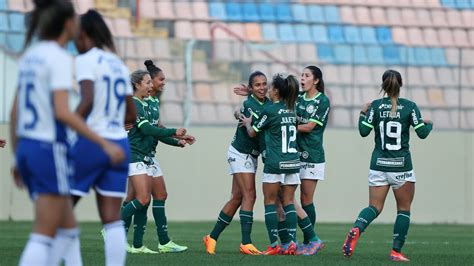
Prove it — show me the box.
[358,102,374,137]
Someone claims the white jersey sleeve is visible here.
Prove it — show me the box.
[75,53,95,82]
[50,51,73,90]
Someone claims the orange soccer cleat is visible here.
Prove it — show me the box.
[262,244,282,255]
[203,235,217,255]
[342,227,360,257]
[390,250,410,262]
[239,243,262,255]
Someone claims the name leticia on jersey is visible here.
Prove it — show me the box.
[380,110,401,119]
[281,116,297,124]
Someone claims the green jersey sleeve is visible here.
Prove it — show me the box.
[410,103,433,139]
[252,108,270,133]
[160,137,181,146]
[309,97,330,127]
[359,103,376,137]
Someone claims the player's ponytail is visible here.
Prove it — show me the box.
[80,9,116,53]
[130,69,149,91]
[272,74,299,111]
[381,69,402,117]
[25,0,75,48]
[305,65,325,94]
[144,60,162,79]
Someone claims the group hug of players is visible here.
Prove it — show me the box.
[11,1,432,265]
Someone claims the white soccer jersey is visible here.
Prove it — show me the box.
[16,41,73,143]
[75,47,132,140]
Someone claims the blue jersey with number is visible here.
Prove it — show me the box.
[75,47,132,140]
[16,41,73,143]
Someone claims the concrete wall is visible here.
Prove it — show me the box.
[0,124,472,224]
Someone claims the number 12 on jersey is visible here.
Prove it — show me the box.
[379,121,402,150]
[281,125,297,153]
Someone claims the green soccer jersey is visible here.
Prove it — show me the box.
[296,92,330,163]
[146,96,180,151]
[128,97,155,163]
[231,95,269,157]
[359,97,433,172]
[252,101,300,174]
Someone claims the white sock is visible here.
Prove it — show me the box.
[63,233,83,266]
[19,233,54,266]
[104,221,127,266]
[49,228,81,266]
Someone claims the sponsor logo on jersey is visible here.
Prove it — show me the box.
[280,160,301,169]
[411,109,419,125]
[301,162,315,169]
[379,103,404,110]
[376,157,405,167]
[306,104,315,114]
[278,109,293,114]
[367,108,374,123]
[257,115,267,128]
[395,172,413,180]
[228,157,236,163]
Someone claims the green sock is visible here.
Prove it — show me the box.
[298,216,317,244]
[283,204,297,243]
[264,205,279,245]
[133,204,149,248]
[353,205,379,233]
[210,211,232,241]
[393,211,410,252]
[152,200,170,245]
[239,210,253,245]
[121,199,144,222]
[122,201,132,234]
[278,221,291,244]
[302,203,316,229]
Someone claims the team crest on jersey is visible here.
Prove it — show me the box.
[301,151,309,159]
[306,105,315,114]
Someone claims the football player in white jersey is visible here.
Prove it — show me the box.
[9,1,124,266]
[68,9,136,266]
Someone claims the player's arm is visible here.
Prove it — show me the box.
[9,92,18,152]
[243,116,257,138]
[358,102,373,137]
[75,80,94,118]
[233,83,251,97]
[124,95,136,124]
[138,121,185,138]
[410,103,433,139]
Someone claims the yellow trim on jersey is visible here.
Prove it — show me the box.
[414,123,425,130]
[251,112,259,119]
[252,125,260,132]
[362,121,374,129]
[310,119,323,126]
[133,96,148,106]
[303,92,321,101]
[137,120,149,128]
[251,94,265,105]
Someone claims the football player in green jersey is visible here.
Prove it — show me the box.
[242,74,301,255]
[204,71,269,255]
[343,70,433,261]
[121,70,186,254]
[293,66,329,254]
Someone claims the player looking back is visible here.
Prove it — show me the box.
[10,1,124,265]
[342,69,433,261]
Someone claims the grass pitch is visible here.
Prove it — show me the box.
[0,221,472,265]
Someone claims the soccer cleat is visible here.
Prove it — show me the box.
[296,243,308,255]
[239,243,262,255]
[126,243,135,253]
[342,227,360,257]
[279,241,297,255]
[132,246,159,254]
[303,239,325,255]
[158,240,188,253]
[203,235,216,255]
[100,229,106,241]
[390,250,410,261]
[263,245,282,255]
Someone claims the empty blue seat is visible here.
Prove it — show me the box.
[258,3,275,21]
[242,3,259,22]
[0,0,6,11]
[455,0,471,9]
[367,46,384,65]
[440,0,456,8]
[6,33,24,54]
[291,4,308,22]
[360,27,378,44]
[226,3,242,21]
[278,24,296,42]
[317,44,334,63]
[307,5,325,23]
[344,26,361,44]
[376,27,392,44]
[353,45,368,64]
[8,12,25,32]
[334,45,352,64]
[0,32,5,47]
[262,23,278,42]
[328,25,345,43]
[324,5,340,23]
[398,46,408,65]
[430,48,447,66]
[209,2,226,20]
[312,25,329,43]
[407,47,418,65]
[295,24,312,42]
[415,47,431,65]
[275,4,292,22]
[0,12,8,31]
[383,46,401,65]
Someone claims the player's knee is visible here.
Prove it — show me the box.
[243,189,256,203]
[230,192,243,204]
[300,194,313,206]
[153,191,167,201]
[137,196,151,206]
